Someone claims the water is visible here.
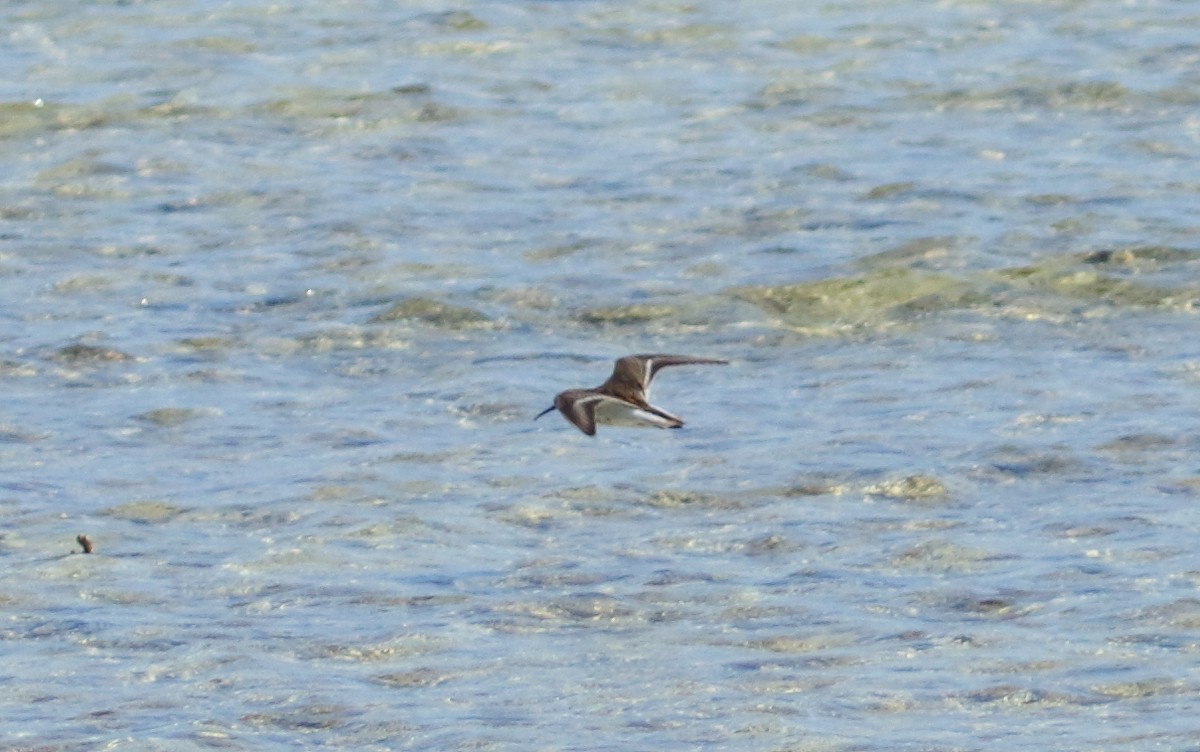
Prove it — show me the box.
[2,0,1200,749]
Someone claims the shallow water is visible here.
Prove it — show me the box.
[3,0,1200,750]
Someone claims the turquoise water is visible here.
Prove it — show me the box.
[2,1,1200,749]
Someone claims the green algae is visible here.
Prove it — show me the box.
[182,35,258,54]
[643,490,741,510]
[370,297,490,328]
[865,474,950,501]
[732,247,1200,335]
[858,237,964,269]
[176,336,234,352]
[863,182,917,200]
[99,499,187,523]
[890,540,1002,573]
[1076,245,1200,267]
[52,343,135,363]
[731,268,979,333]
[135,407,217,427]
[993,264,1191,308]
[914,79,1129,111]
[259,86,461,125]
[431,10,487,30]
[0,100,109,138]
[0,97,215,141]
[575,303,677,327]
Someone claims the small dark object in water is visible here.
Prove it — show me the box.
[76,534,94,554]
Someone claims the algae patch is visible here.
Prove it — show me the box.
[731,268,978,333]
[865,474,950,501]
[575,303,677,326]
[731,248,1200,335]
[135,407,219,427]
[99,500,187,523]
[52,343,136,363]
[370,297,490,328]
[994,264,1192,308]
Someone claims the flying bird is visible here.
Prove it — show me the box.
[535,353,728,436]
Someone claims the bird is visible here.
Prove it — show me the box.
[534,353,728,436]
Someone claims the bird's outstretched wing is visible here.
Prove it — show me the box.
[553,390,607,436]
[616,354,729,394]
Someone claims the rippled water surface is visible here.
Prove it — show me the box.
[3,0,1200,749]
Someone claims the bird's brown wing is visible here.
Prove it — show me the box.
[554,391,606,436]
[627,354,729,392]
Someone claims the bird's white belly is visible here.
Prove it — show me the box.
[594,400,677,428]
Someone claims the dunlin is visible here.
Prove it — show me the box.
[535,353,728,436]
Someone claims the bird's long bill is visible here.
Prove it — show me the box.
[533,405,556,421]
